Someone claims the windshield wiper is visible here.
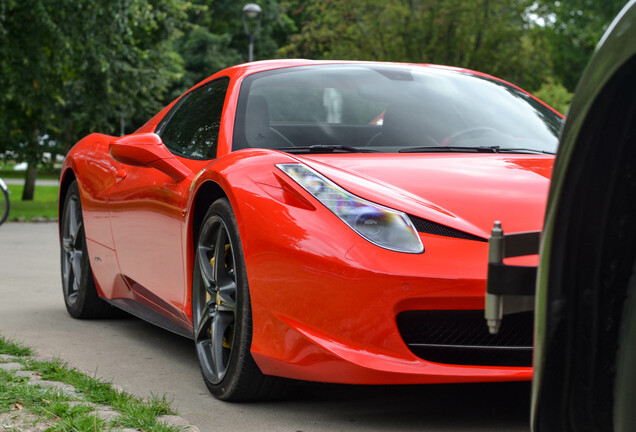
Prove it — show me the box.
[399,146,554,155]
[493,147,555,155]
[399,146,500,153]
[277,145,378,154]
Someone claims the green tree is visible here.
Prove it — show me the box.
[167,0,296,100]
[0,0,187,200]
[0,1,67,199]
[533,0,625,91]
[278,0,550,90]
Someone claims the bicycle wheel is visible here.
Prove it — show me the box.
[0,183,9,225]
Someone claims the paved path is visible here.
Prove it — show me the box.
[0,223,530,432]
[2,178,59,186]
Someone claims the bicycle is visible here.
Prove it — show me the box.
[0,174,9,225]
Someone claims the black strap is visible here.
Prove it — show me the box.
[487,263,537,296]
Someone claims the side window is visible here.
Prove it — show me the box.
[158,78,229,160]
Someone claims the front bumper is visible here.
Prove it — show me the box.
[245,221,533,384]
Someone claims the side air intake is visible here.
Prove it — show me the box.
[408,215,487,242]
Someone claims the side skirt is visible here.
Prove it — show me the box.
[105,298,194,340]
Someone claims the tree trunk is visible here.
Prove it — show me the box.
[21,162,37,201]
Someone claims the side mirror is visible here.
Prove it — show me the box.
[109,133,191,182]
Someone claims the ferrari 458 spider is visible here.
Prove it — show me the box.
[59,60,563,401]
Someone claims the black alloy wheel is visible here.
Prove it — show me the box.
[60,181,114,318]
[192,198,282,401]
[194,209,237,385]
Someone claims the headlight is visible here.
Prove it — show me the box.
[277,163,424,254]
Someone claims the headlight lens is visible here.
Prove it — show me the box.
[277,163,424,253]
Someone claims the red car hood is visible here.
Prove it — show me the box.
[296,153,553,238]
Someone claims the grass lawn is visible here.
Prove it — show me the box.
[0,170,61,180]
[0,336,182,432]
[5,184,59,221]
[0,163,61,180]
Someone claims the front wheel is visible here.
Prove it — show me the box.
[192,198,282,401]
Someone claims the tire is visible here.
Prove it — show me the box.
[0,182,9,225]
[192,198,282,401]
[614,262,636,432]
[60,181,116,318]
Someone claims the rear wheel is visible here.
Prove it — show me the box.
[192,198,282,401]
[60,181,115,318]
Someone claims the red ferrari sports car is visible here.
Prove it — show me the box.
[59,60,562,401]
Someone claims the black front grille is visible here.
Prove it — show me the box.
[397,310,533,366]
[408,215,487,242]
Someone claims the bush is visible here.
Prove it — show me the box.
[533,79,573,116]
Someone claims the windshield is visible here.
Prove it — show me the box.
[232,64,563,154]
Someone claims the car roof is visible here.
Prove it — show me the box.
[205,59,480,84]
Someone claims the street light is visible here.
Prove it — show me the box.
[242,3,262,62]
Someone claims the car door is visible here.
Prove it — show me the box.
[108,78,230,322]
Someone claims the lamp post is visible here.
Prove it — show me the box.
[242,3,262,62]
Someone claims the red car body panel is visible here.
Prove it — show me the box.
[61,59,558,385]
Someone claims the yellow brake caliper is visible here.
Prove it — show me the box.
[208,245,233,349]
